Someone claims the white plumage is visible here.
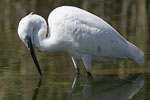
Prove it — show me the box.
[18,6,144,76]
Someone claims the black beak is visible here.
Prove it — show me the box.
[27,37,42,76]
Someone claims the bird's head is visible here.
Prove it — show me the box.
[18,13,34,47]
[18,13,42,76]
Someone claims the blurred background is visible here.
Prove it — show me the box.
[0,0,150,100]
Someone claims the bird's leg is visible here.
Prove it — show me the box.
[82,76,93,98]
[71,56,80,75]
[81,55,92,76]
[71,75,80,89]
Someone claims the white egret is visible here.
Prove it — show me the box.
[18,6,144,76]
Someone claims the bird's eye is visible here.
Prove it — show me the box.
[26,35,31,40]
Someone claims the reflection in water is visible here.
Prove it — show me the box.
[32,78,42,100]
[67,74,144,100]
[0,0,150,100]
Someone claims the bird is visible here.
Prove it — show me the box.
[18,6,144,76]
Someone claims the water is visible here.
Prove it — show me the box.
[0,0,150,100]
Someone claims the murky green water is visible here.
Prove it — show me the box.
[0,0,150,100]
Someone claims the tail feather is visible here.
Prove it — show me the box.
[127,42,144,64]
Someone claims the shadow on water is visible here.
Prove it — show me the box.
[67,74,144,100]
[32,74,144,100]
[32,78,42,100]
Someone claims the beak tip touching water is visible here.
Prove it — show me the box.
[27,37,42,77]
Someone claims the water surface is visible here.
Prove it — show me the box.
[0,0,150,100]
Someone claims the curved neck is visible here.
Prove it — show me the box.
[31,16,58,52]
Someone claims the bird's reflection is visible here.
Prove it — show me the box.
[67,74,144,100]
[32,78,42,100]
[31,74,144,100]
